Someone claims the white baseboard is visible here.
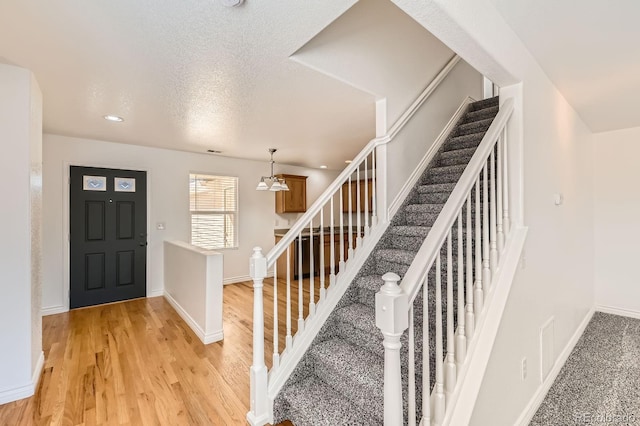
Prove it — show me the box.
[224,272,273,286]
[224,275,251,285]
[0,351,44,405]
[148,289,164,298]
[515,308,595,426]
[42,305,68,316]
[596,305,640,320]
[163,292,223,344]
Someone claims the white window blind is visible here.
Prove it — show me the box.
[189,174,238,250]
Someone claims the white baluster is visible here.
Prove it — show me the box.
[286,246,292,350]
[445,232,457,395]
[408,306,416,426]
[348,175,354,260]
[489,148,498,272]
[330,196,336,286]
[339,186,345,272]
[319,210,326,301]
[502,127,511,234]
[482,164,491,289]
[456,212,466,365]
[496,139,505,253]
[273,261,279,370]
[474,178,484,317]
[422,276,431,426]
[375,272,408,426]
[434,253,445,425]
[309,221,315,317]
[364,156,370,237]
[298,233,304,333]
[372,150,378,227]
[248,248,269,424]
[465,193,475,339]
[356,167,362,248]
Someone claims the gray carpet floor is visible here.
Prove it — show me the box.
[530,312,640,425]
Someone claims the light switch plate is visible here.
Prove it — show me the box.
[156,222,166,230]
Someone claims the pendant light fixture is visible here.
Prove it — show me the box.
[256,148,289,192]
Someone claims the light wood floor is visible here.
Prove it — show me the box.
[0,277,319,425]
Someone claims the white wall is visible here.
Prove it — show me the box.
[291,0,454,128]
[390,1,595,424]
[42,134,339,313]
[385,59,483,205]
[594,126,640,315]
[0,64,43,403]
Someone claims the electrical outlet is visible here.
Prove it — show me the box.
[521,357,527,381]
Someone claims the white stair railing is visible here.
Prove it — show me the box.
[247,54,463,426]
[376,98,516,425]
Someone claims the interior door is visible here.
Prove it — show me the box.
[70,166,147,309]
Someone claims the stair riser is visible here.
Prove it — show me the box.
[405,211,438,227]
[469,97,499,112]
[415,191,450,204]
[453,121,492,138]
[462,106,499,123]
[423,171,464,185]
[438,152,475,167]
[444,135,483,151]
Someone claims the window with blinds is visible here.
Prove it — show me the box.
[189,174,238,250]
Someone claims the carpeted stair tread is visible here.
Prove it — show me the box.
[309,339,384,422]
[444,132,485,151]
[438,147,477,167]
[418,182,456,193]
[404,203,445,214]
[463,105,499,123]
[375,249,415,266]
[389,225,432,238]
[453,117,494,137]
[279,376,381,426]
[468,96,499,112]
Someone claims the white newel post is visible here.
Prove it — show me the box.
[375,272,408,425]
[247,247,270,426]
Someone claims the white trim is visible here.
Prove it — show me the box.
[224,275,251,285]
[514,308,595,426]
[163,292,224,344]
[42,305,68,316]
[444,226,528,426]
[266,220,389,400]
[596,305,640,320]
[388,96,473,219]
[62,162,152,312]
[148,289,164,298]
[0,351,44,405]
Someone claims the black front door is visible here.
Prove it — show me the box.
[70,166,147,309]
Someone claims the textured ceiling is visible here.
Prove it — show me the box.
[489,0,640,133]
[0,0,383,169]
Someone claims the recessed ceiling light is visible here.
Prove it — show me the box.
[103,115,124,122]
[320,165,328,169]
[345,160,352,164]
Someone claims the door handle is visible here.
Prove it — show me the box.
[139,242,147,247]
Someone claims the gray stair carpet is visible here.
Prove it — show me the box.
[273,97,499,426]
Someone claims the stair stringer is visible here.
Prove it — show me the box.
[442,226,528,426]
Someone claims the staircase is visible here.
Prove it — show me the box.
[273,97,500,425]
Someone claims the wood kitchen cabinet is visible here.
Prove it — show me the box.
[341,179,373,213]
[275,174,307,213]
